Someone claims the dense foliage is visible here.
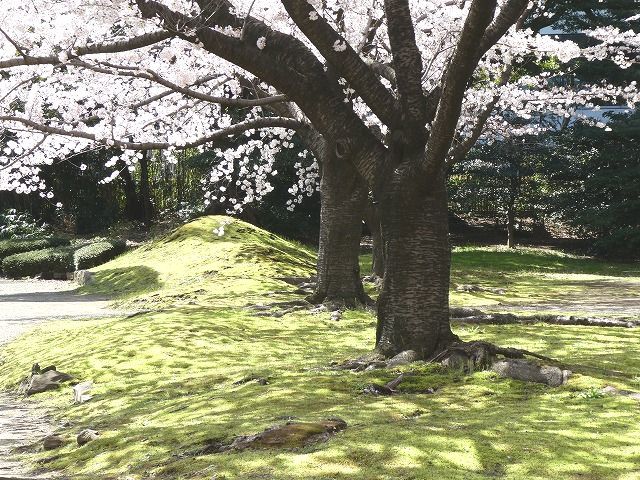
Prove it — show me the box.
[0,236,69,262]
[545,112,640,258]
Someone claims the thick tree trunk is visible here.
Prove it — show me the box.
[364,202,385,278]
[375,170,457,359]
[309,150,369,307]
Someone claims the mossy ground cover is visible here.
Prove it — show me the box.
[1,216,639,480]
[363,245,640,316]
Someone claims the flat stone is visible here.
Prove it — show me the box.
[492,359,571,387]
[77,429,99,446]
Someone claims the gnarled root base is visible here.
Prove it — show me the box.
[336,340,570,388]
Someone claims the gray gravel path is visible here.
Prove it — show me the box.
[0,279,124,479]
[0,279,121,346]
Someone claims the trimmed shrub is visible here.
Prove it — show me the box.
[0,237,70,261]
[2,246,75,279]
[73,240,127,270]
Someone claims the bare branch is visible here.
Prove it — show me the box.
[0,30,173,69]
[0,26,28,57]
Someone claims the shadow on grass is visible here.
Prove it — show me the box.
[83,266,161,298]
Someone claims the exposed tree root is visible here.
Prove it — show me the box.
[336,340,575,387]
[450,307,639,328]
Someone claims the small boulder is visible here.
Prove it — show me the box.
[77,429,100,446]
[330,310,342,321]
[492,359,571,387]
[43,435,64,451]
[74,270,95,286]
[26,369,74,395]
[386,350,418,368]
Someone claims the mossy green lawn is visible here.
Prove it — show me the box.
[362,245,640,316]
[1,216,639,480]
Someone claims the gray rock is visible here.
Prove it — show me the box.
[386,350,418,367]
[492,359,571,387]
[74,270,95,286]
[330,310,342,321]
[77,429,99,446]
[25,369,74,395]
[43,435,64,451]
[602,385,640,401]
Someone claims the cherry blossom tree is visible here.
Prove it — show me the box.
[1,0,638,358]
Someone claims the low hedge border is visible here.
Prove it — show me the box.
[1,238,127,278]
[0,237,70,261]
[74,240,127,270]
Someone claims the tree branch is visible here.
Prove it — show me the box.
[0,115,305,151]
[280,0,400,130]
[384,0,428,136]
[423,0,498,176]
[0,30,173,69]
[71,59,288,108]
[478,0,530,58]
[447,65,513,166]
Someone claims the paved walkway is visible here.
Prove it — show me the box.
[0,279,123,479]
[0,279,120,346]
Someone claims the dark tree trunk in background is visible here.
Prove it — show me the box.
[119,153,153,224]
[506,202,516,249]
[364,202,385,278]
[309,148,369,307]
[119,164,143,222]
[375,168,458,359]
[139,151,154,223]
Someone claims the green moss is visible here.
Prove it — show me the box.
[2,218,639,479]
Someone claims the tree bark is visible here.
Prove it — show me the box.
[375,168,458,359]
[308,148,369,307]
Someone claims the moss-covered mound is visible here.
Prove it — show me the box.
[83,216,317,308]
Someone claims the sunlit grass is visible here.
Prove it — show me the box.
[1,216,639,479]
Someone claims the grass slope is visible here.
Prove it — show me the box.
[1,216,639,480]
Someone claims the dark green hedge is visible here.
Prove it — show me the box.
[73,240,127,270]
[1,238,126,278]
[1,246,75,278]
[0,237,69,261]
